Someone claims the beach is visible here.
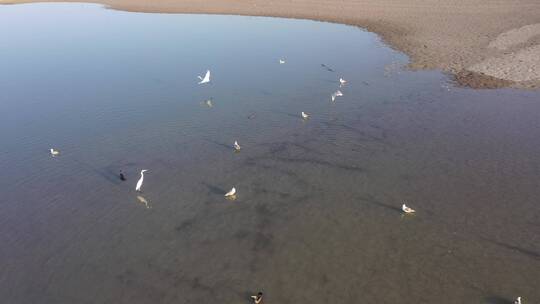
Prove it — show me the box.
[2,4,540,303]
[2,0,540,88]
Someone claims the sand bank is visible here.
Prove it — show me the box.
[2,0,540,88]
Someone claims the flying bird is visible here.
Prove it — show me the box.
[279,59,286,64]
[50,148,60,157]
[331,90,343,102]
[198,70,211,84]
[339,78,347,86]
[402,203,416,214]
[225,187,236,197]
[234,141,241,151]
[301,112,310,119]
[135,170,148,192]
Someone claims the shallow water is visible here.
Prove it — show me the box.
[1,3,539,304]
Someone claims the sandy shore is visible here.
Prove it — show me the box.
[2,0,540,88]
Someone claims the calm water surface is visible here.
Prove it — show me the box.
[1,3,539,304]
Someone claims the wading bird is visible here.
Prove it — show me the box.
[135,170,148,192]
[251,292,263,304]
[301,112,310,119]
[402,203,416,214]
[234,141,241,151]
[225,187,236,197]
[198,70,211,84]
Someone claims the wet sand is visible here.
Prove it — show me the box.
[2,5,540,303]
[2,0,540,88]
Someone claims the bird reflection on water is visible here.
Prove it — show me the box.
[136,196,151,209]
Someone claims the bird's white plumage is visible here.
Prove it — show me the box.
[50,148,60,156]
[225,187,236,197]
[331,90,343,102]
[135,169,147,192]
[234,141,241,151]
[301,112,309,119]
[198,70,211,84]
[402,203,416,214]
[514,297,522,304]
[279,59,286,64]
[339,78,347,86]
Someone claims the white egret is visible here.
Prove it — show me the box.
[234,141,241,151]
[279,59,286,64]
[402,203,416,214]
[339,78,347,86]
[514,297,522,304]
[135,170,148,192]
[198,70,211,84]
[225,187,236,197]
[50,148,60,157]
[301,112,310,119]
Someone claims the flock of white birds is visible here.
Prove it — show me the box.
[47,59,418,214]
[189,61,421,214]
[47,58,527,304]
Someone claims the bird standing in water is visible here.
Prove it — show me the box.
[234,141,241,151]
[135,170,148,192]
[50,148,60,157]
[402,203,416,214]
[250,292,263,304]
[225,187,236,197]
